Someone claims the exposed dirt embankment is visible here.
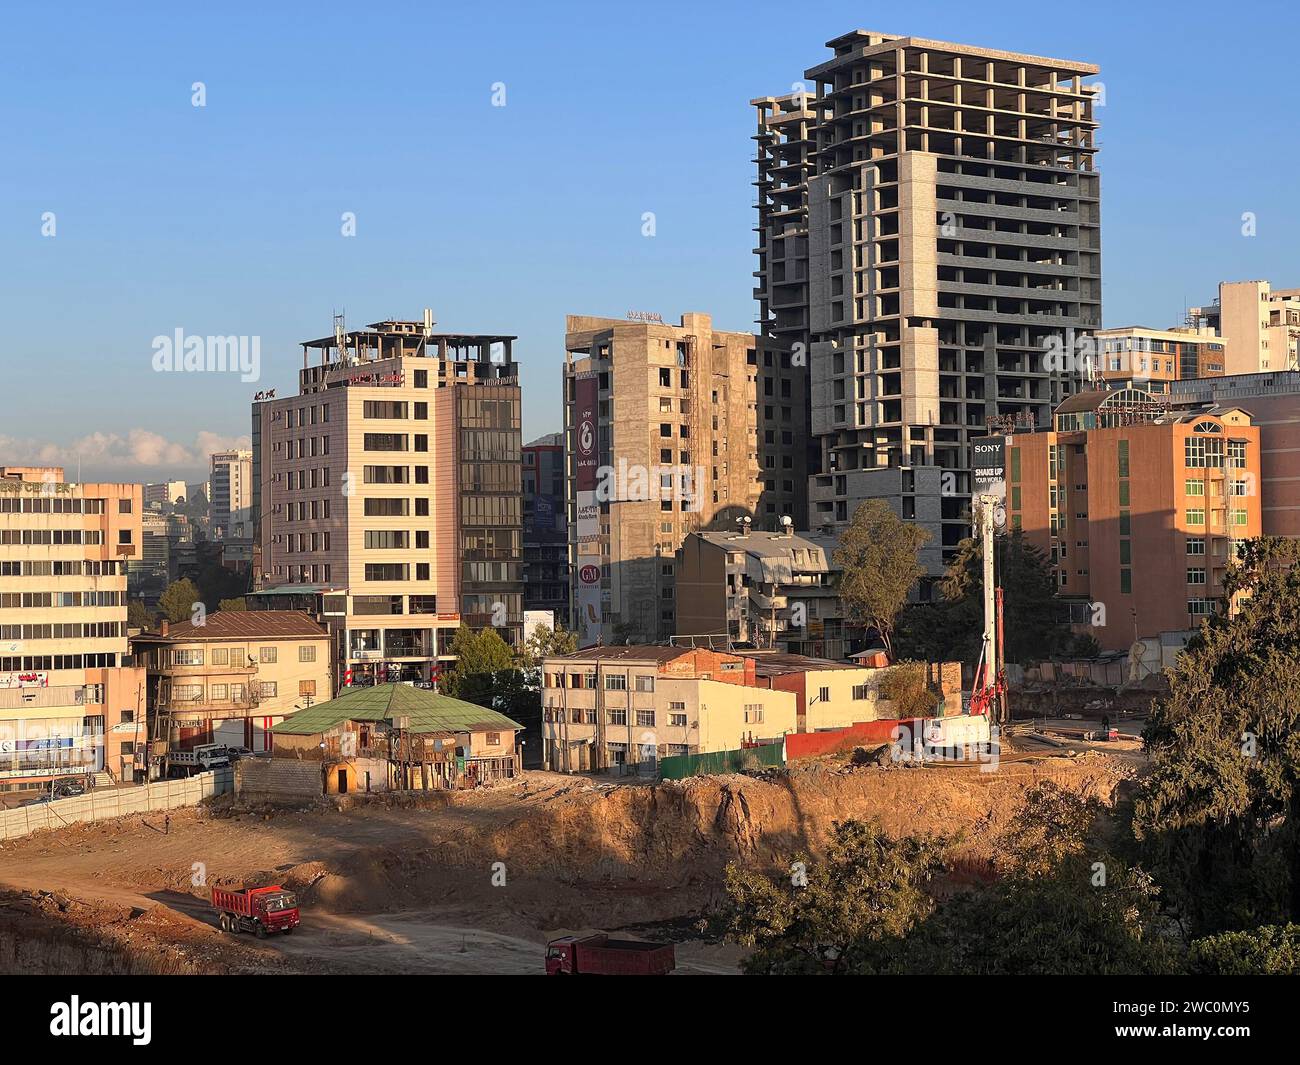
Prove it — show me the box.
[267,755,1133,915]
[0,892,231,974]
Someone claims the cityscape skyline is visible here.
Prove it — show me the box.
[3,0,1299,481]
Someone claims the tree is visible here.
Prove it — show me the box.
[833,500,931,657]
[895,529,1080,666]
[712,819,950,974]
[441,627,517,707]
[158,578,201,624]
[218,597,247,612]
[1134,536,1300,936]
[127,600,154,631]
[875,779,1175,975]
[521,623,578,673]
[1188,924,1300,975]
[877,661,940,719]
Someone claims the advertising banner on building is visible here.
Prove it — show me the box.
[573,372,601,643]
[972,435,1008,529]
[972,436,1007,503]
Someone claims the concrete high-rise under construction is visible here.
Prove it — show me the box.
[753,31,1101,569]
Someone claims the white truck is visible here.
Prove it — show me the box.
[165,743,231,777]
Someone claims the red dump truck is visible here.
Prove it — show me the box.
[211,885,300,938]
[545,934,676,975]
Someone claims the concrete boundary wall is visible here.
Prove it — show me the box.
[0,769,233,840]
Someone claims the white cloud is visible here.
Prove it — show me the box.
[0,429,249,482]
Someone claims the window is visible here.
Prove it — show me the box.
[1117,440,1129,479]
[636,709,655,727]
[365,564,409,581]
[364,530,409,550]
[1189,599,1216,617]
[118,498,133,514]
[1120,569,1132,594]
[258,681,278,699]
[172,648,204,666]
[1228,439,1248,468]
[1232,508,1248,527]
[604,674,627,691]
[1119,541,1131,565]
[669,713,687,727]
[364,498,409,516]
[1118,482,1130,507]
[1119,510,1131,536]
[259,647,278,664]
[1185,508,1206,526]
[211,684,228,701]
[635,675,655,692]
[1186,538,1205,555]
[211,647,229,665]
[819,687,830,702]
[743,704,764,724]
[299,680,316,697]
[607,708,627,725]
[299,645,316,663]
[1186,568,1206,585]
[852,684,870,700]
[1185,479,1205,496]
[485,732,501,746]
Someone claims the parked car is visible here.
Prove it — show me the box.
[20,794,52,807]
[223,746,253,761]
[52,778,86,799]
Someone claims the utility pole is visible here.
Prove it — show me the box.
[975,493,1008,726]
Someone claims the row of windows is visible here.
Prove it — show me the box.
[544,672,657,692]
[0,591,124,609]
[0,653,120,671]
[284,532,332,553]
[0,560,123,576]
[285,467,331,491]
[0,497,109,514]
[542,707,689,728]
[168,644,315,666]
[0,622,123,640]
[283,404,331,428]
[0,529,104,545]
[165,679,315,701]
[283,436,330,459]
[280,498,333,522]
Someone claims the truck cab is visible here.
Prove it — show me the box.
[546,938,579,975]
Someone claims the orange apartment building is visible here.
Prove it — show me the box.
[0,467,146,790]
[1006,388,1262,651]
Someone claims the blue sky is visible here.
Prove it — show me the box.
[2,0,1296,480]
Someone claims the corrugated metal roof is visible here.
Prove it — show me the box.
[733,650,860,675]
[271,683,522,736]
[553,645,689,663]
[140,610,330,642]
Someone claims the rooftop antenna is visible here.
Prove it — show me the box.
[333,312,347,365]
[423,307,435,338]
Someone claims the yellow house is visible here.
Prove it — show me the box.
[131,610,333,755]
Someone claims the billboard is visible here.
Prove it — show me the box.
[573,372,602,643]
[971,435,1008,529]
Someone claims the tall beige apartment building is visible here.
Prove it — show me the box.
[253,318,523,686]
[1191,280,1300,375]
[0,467,145,790]
[754,31,1101,569]
[563,313,772,645]
[209,449,252,538]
